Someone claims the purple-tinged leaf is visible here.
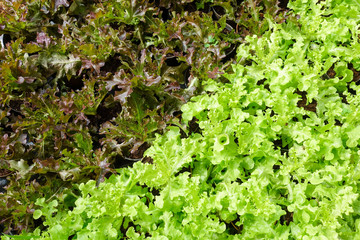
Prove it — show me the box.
[16,76,25,84]
[144,72,161,86]
[59,94,75,114]
[164,82,181,92]
[34,158,60,171]
[140,49,146,64]
[74,111,90,125]
[114,87,133,104]
[18,134,27,145]
[36,32,51,47]
[186,47,195,65]
[207,67,224,79]
[130,141,144,155]
[105,69,131,91]
[79,59,105,75]
[55,0,70,10]
[16,76,35,84]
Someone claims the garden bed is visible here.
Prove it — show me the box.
[2,0,360,239]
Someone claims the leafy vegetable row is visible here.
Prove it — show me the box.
[0,0,286,235]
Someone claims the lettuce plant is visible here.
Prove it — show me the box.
[5,0,360,239]
[0,0,286,235]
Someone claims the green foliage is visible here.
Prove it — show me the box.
[0,0,285,235]
[6,0,360,239]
